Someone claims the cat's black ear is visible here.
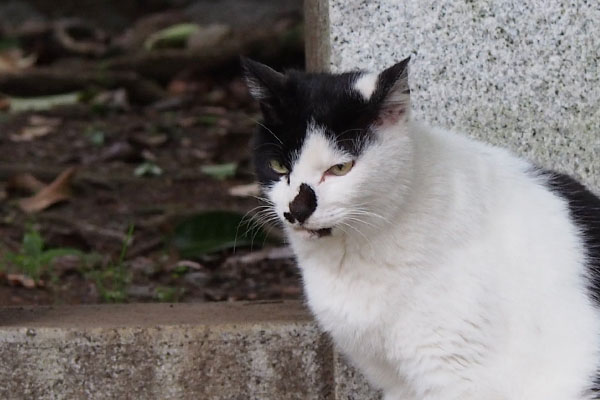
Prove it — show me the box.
[372,57,411,126]
[241,57,286,103]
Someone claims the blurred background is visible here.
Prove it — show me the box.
[0,0,304,305]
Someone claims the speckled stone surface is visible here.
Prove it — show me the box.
[0,302,336,400]
[325,0,600,193]
[333,351,381,400]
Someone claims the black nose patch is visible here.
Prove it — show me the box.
[288,183,317,224]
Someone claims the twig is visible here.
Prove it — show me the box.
[127,237,164,258]
[39,214,130,243]
[0,163,136,186]
[0,68,165,104]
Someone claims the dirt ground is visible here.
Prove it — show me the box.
[0,0,304,305]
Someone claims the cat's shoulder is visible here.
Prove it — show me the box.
[534,169,600,217]
[535,168,600,300]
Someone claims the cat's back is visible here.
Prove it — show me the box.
[424,125,600,282]
[540,170,600,303]
[394,126,600,398]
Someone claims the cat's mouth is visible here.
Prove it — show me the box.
[293,226,333,238]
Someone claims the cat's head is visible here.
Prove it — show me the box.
[243,57,413,241]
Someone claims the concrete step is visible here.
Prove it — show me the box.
[0,301,379,400]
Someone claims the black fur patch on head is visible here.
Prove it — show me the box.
[242,57,411,186]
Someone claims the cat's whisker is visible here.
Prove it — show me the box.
[249,213,282,249]
[345,216,378,230]
[249,208,280,231]
[254,142,283,151]
[249,117,284,144]
[252,212,280,231]
[260,222,281,248]
[335,128,365,139]
[250,218,267,250]
[235,205,277,252]
[251,195,275,205]
[238,207,281,249]
[246,220,273,250]
[338,220,375,254]
[349,207,392,225]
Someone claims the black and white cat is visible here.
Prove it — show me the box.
[243,56,600,400]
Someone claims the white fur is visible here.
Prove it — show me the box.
[246,80,268,100]
[264,117,600,399]
[354,72,379,100]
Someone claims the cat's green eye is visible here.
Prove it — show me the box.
[269,159,289,175]
[327,161,354,176]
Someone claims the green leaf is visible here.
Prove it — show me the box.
[40,248,85,264]
[103,289,127,303]
[134,162,163,177]
[171,210,273,257]
[22,230,44,257]
[86,129,105,146]
[9,92,80,113]
[0,37,20,51]
[2,252,22,267]
[154,286,184,302]
[198,115,219,126]
[201,162,237,180]
[144,23,201,50]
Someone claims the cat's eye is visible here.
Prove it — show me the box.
[269,159,289,175]
[327,161,354,176]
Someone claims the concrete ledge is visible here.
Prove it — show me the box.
[0,301,379,399]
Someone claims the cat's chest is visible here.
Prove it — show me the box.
[299,251,498,394]
[297,246,486,354]
[298,251,414,349]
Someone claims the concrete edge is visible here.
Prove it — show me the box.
[0,301,380,399]
[0,300,312,328]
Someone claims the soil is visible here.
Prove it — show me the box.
[0,2,305,306]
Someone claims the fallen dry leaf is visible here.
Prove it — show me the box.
[131,132,169,147]
[224,246,294,267]
[167,79,198,96]
[7,173,46,194]
[170,260,205,271]
[6,273,36,289]
[176,116,198,128]
[0,96,10,111]
[18,167,77,213]
[0,49,36,73]
[93,88,130,110]
[141,149,157,161]
[28,115,62,127]
[187,24,231,51]
[95,141,137,163]
[10,115,62,142]
[10,125,54,142]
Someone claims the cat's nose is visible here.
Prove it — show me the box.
[287,183,317,224]
[283,212,296,223]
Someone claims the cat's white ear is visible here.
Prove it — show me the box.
[241,58,286,102]
[372,57,411,126]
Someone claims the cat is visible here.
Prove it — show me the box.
[242,56,600,400]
